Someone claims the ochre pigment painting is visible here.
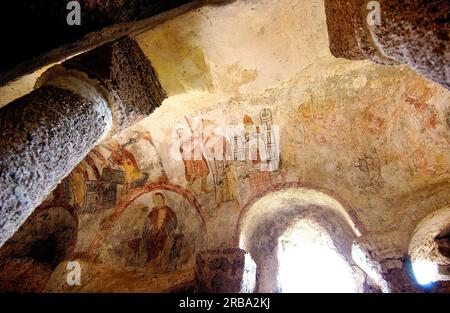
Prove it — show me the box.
[0,0,449,297]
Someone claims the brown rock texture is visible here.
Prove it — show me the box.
[324,0,450,90]
[0,0,205,85]
[0,85,112,248]
[44,260,196,292]
[0,37,166,248]
[195,248,256,293]
[324,0,393,64]
[324,0,367,60]
[352,233,421,292]
[0,258,54,292]
[63,37,167,131]
[352,0,399,65]
[371,0,450,90]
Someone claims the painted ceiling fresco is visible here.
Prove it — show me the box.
[1,59,449,292]
[0,0,448,293]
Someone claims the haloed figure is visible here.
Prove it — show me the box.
[143,193,178,271]
[203,127,239,211]
[177,128,209,193]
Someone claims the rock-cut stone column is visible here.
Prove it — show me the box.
[352,233,421,292]
[0,37,166,247]
[195,248,257,293]
[324,0,450,90]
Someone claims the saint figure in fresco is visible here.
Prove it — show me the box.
[104,139,142,193]
[243,114,272,195]
[166,233,185,272]
[143,192,178,268]
[203,122,239,210]
[177,127,209,193]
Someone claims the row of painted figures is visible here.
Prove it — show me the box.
[48,109,281,271]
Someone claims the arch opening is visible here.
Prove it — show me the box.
[277,218,357,293]
[89,187,207,274]
[409,206,450,289]
[236,187,365,292]
[0,207,77,292]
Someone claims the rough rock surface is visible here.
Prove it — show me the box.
[0,37,166,248]
[44,260,195,292]
[0,257,54,292]
[0,85,112,248]
[0,0,206,85]
[62,37,167,131]
[324,0,450,90]
[0,0,449,293]
[195,248,256,293]
[324,0,366,60]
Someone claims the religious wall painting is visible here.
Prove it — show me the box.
[242,113,272,195]
[69,133,162,215]
[177,117,210,194]
[82,181,102,214]
[202,120,239,211]
[209,158,238,209]
[143,192,178,270]
[235,108,283,203]
[351,148,385,192]
[45,110,284,270]
[98,189,206,274]
[173,109,283,213]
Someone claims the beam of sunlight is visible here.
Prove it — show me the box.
[277,220,357,293]
[412,260,438,286]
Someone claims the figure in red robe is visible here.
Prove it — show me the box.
[143,192,178,267]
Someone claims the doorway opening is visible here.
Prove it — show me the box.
[277,219,357,293]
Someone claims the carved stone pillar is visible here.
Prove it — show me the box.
[0,0,199,85]
[324,0,450,90]
[195,248,257,293]
[0,37,165,247]
[352,233,420,292]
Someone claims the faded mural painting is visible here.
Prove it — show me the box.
[97,189,206,273]
[1,0,449,294]
[1,62,449,293]
[3,108,284,277]
[168,109,284,213]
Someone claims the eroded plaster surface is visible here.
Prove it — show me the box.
[0,0,449,292]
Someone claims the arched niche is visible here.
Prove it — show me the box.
[409,205,450,289]
[235,186,364,292]
[0,206,77,292]
[87,182,208,274]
